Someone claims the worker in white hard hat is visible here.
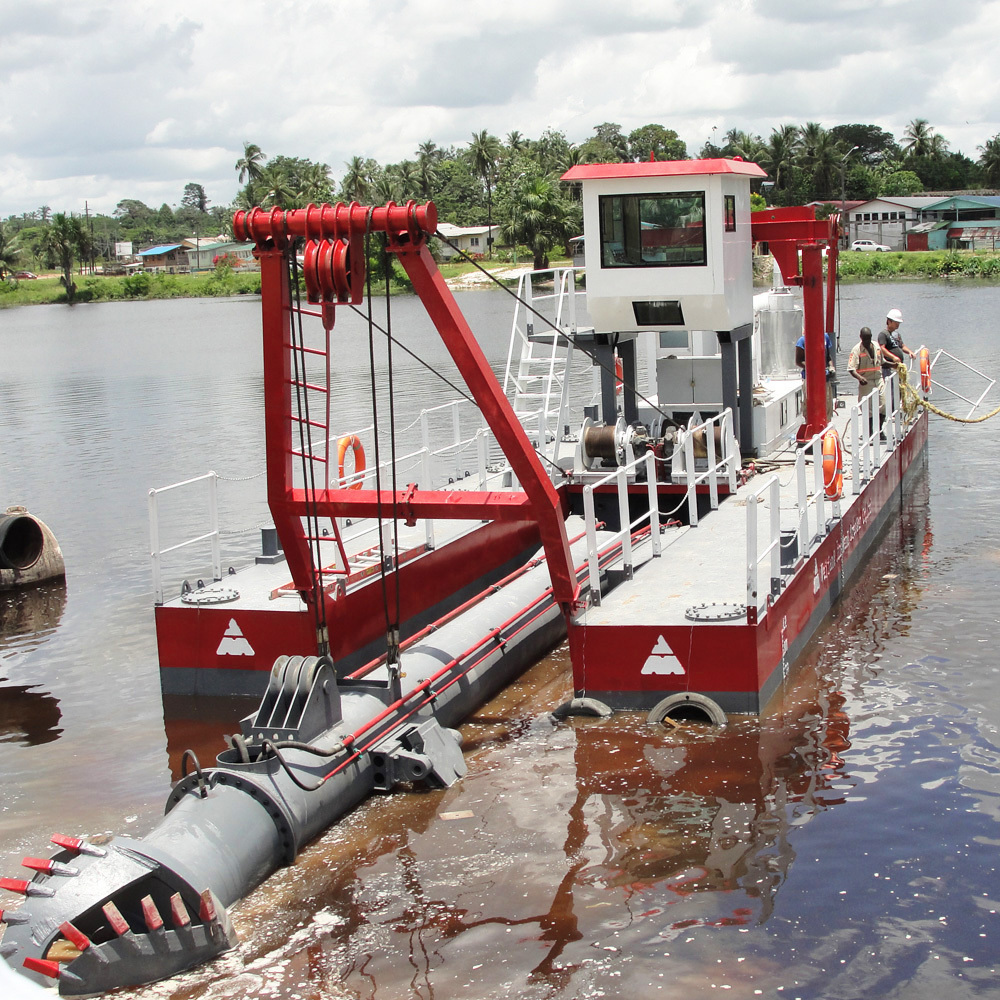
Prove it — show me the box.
[877,307,916,380]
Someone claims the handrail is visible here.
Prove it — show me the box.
[676,409,739,526]
[148,472,220,605]
[582,451,660,606]
[745,474,780,620]
[927,348,996,418]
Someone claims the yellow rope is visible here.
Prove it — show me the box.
[896,361,1000,424]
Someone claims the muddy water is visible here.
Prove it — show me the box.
[3,283,1000,998]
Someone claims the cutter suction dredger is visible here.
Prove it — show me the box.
[2,530,610,994]
[3,200,607,994]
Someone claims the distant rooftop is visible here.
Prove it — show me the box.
[138,244,183,256]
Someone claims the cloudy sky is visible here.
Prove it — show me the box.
[3,0,999,219]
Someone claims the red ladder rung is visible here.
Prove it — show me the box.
[289,379,329,393]
[289,450,328,462]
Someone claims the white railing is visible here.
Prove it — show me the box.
[503,266,587,468]
[850,389,884,488]
[674,410,739,526]
[148,472,221,605]
[927,348,996,418]
[746,420,847,620]
[745,475,781,620]
[582,452,661,606]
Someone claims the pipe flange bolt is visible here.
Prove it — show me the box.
[684,601,746,622]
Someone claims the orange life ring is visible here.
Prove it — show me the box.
[822,428,843,500]
[919,347,931,393]
[337,434,366,489]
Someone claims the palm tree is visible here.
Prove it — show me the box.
[416,142,441,198]
[393,161,420,201]
[0,221,22,280]
[260,166,295,208]
[468,130,502,257]
[761,125,800,191]
[902,119,934,157]
[235,142,266,205]
[341,156,372,202]
[235,141,265,183]
[808,130,844,200]
[41,213,87,303]
[506,130,526,152]
[978,134,1000,187]
[500,175,575,270]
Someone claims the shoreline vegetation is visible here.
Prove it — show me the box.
[3,249,1000,309]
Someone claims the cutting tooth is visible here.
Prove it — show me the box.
[141,895,165,933]
[170,892,192,928]
[58,920,108,964]
[0,907,29,925]
[102,900,132,937]
[50,833,107,857]
[198,888,219,925]
[0,877,54,898]
[22,857,79,877]
[23,956,62,979]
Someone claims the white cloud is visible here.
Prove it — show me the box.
[2,0,999,217]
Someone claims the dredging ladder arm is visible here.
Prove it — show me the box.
[235,200,579,618]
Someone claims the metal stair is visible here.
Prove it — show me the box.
[503,267,590,467]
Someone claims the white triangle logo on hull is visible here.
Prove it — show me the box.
[217,618,255,657]
[641,634,685,675]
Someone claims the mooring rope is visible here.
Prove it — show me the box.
[896,361,1000,424]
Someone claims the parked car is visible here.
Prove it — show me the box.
[851,240,891,252]
[12,270,38,279]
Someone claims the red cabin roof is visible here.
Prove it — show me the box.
[561,158,768,182]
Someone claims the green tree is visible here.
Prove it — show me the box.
[978,134,1000,187]
[761,125,800,194]
[499,174,577,270]
[902,119,935,157]
[591,123,630,161]
[181,183,209,213]
[0,220,22,279]
[829,124,900,167]
[235,142,265,184]
[341,155,375,202]
[627,124,686,162]
[41,213,87,303]
[880,170,924,196]
[468,130,502,256]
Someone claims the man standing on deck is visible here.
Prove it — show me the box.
[795,329,836,421]
[848,326,883,435]
[878,308,916,378]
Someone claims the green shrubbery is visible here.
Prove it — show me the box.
[0,269,263,307]
[837,249,1000,280]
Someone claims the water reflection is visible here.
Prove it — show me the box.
[0,584,67,746]
[0,682,62,746]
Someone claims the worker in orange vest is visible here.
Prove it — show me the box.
[848,326,883,435]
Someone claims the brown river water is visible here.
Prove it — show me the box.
[2,282,1000,998]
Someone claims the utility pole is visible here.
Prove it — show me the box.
[839,146,859,249]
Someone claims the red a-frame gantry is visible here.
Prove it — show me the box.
[750,206,841,442]
[233,201,580,635]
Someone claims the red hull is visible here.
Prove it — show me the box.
[567,413,929,712]
[157,519,541,696]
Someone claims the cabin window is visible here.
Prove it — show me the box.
[599,192,707,268]
[724,194,736,232]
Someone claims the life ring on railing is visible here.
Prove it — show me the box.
[337,434,366,489]
[822,428,843,501]
[615,355,623,396]
[919,346,931,393]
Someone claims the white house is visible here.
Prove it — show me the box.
[435,223,499,259]
[844,197,941,249]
